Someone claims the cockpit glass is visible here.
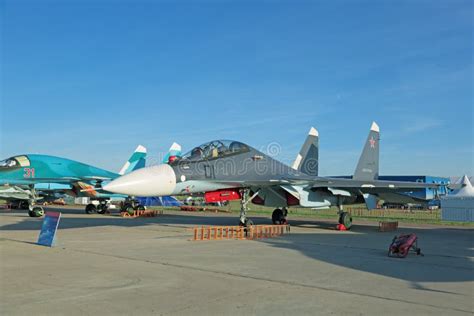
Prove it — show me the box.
[0,156,30,169]
[180,140,249,161]
[0,158,18,168]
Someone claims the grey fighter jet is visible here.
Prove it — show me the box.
[104,122,436,229]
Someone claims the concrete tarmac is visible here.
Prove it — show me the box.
[1,206,473,315]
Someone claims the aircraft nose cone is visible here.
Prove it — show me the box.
[104,164,176,196]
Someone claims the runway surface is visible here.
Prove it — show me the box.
[1,206,472,315]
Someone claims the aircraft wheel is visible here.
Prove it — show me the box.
[28,207,44,217]
[125,205,135,216]
[272,208,285,225]
[339,212,352,229]
[85,204,97,214]
[97,205,107,215]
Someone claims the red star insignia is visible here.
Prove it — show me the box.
[369,137,376,148]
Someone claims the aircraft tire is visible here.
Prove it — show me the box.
[28,207,44,217]
[97,205,107,215]
[85,204,97,214]
[272,209,284,225]
[125,205,135,216]
[339,212,352,229]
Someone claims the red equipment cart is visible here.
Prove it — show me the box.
[388,233,423,258]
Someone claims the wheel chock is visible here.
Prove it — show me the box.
[336,224,347,231]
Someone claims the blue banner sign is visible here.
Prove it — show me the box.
[37,212,61,247]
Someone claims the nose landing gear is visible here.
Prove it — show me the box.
[121,198,146,216]
[238,189,260,228]
[28,206,45,217]
[26,188,44,217]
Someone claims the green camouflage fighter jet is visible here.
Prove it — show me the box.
[0,145,147,217]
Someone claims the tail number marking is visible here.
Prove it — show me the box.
[23,168,35,178]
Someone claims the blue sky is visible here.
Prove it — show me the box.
[1,0,472,177]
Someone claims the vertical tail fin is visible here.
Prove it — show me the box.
[163,142,182,163]
[292,127,319,176]
[353,122,379,181]
[119,145,147,175]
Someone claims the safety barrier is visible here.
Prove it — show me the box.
[120,210,163,218]
[192,224,290,241]
[379,221,399,232]
[180,205,231,213]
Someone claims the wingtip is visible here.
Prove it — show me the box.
[309,127,319,137]
[370,121,380,132]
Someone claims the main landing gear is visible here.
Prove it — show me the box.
[84,198,145,215]
[85,200,110,214]
[272,207,288,225]
[337,196,352,229]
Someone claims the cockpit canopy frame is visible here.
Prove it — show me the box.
[179,140,250,162]
[0,156,30,170]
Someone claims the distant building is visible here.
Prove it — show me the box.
[378,175,450,200]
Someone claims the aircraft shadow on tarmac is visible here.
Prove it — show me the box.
[259,229,474,287]
[1,208,473,286]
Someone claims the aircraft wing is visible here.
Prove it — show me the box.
[310,177,439,192]
[200,178,310,188]
[0,176,112,186]
[0,186,32,200]
[0,178,80,186]
[80,176,113,182]
[203,177,438,193]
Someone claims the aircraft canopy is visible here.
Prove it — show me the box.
[181,140,249,161]
[0,156,30,169]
